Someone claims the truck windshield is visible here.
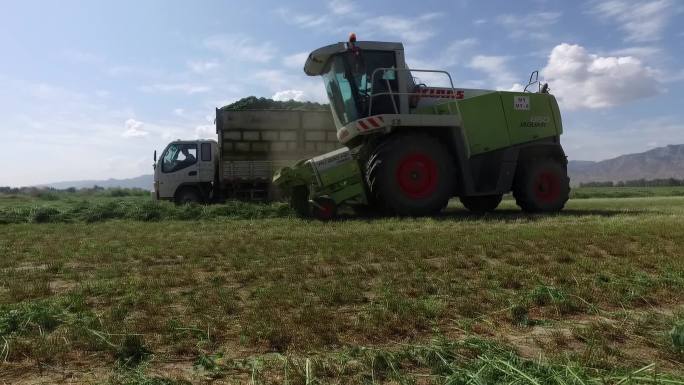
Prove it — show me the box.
[161,143,197,173]
[322,51,396,126]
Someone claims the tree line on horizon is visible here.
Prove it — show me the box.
[579,178,684,187]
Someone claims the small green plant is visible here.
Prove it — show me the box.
[36,191,60,201]
[29,207,61,223]
[129,201,163,221]
[115,335,152,366]
[510,304,530,326]
[528,285,583,315]
[194,352,229,379]
[0,300,63,336]
[108,364,191,385]
[83,201,125,222]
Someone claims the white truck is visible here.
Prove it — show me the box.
[153,107,340,203]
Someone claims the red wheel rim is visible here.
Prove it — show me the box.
[396,153,439,199]
[316,201,335,219]
[533,171,561,203]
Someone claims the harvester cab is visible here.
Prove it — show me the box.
[275,35,569,218]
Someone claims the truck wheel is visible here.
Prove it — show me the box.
[312,198,337,221]
[513,159,569,213]
[460,194,502,213]
[175,187,202,204]
[366,134,455,216]
[290,186,311,217]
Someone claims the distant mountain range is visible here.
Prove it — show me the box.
[37,144,684,189]
[43,175,153,190]
[568,144,684,185]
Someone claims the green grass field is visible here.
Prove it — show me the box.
[0,189,683,384]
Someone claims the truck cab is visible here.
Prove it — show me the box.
[153,139,217,203]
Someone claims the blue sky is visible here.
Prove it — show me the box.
[1,0,683,186]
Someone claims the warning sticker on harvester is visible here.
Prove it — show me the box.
[514,96,530,111]
[312,147,353,172]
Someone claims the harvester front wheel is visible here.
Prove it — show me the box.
[513,159,569,213]
[460,194,502,213]
[312,198,337,221]
[290,186,311,217]
[366,134,455,216]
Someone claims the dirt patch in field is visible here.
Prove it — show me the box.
[493,305,684,372]
[49,279,76,294]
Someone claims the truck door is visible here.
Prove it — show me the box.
[158,142,199,199]
[197,141,216,182]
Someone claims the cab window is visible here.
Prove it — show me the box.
[161,143,197,173]
[201,142,212,161]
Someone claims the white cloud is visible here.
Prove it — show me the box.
[328,0,355,15]
[609,46,662,59]
[404,38,478,86]
[105,65,165,78]
[590,0,677,42]
[194,124,216,139]
[507,83,525,92]
[283,52,309,69]
[253,70,328,103]
[122,119,148,138]
[63,50,104,65]
[665,69,684,82]
[272,89,305,101]
[204,34,276,63]
[495,11,561,40]
[441,38,478,67]
[277,6,442,45]
[188,60,219,73]
[542,43,660,110]
[497,11,561,28]
[368,13,443,44]
[275,8,331,29]
[140,83,211,94]
[468,55,517,88]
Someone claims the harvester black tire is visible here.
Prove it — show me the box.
[460,194,502,213]
[366,134,455,216]
[175,187,202,205]
[513,159,569,213]
[290,186,311,218]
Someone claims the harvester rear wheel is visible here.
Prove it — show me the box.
[366,134,455,216]
[460,194,502,213]
[513,159,569,212]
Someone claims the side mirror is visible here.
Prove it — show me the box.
[154,150,157,162]
[524,70,540,93]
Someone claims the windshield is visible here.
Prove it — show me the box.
[323,55,360,126]
[161,143,197,173]
[321,50,397,126]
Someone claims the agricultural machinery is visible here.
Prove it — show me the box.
[274,34,570,218]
